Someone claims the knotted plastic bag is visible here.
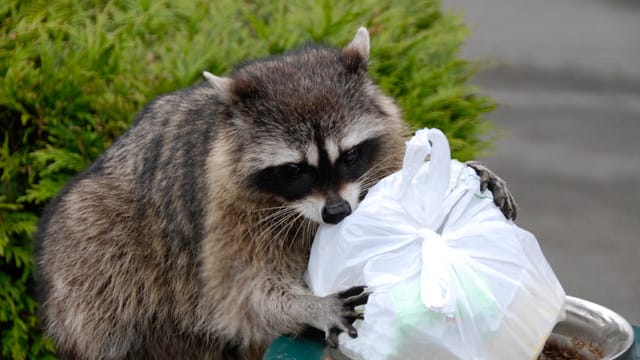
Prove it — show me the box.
[305,128,566,360]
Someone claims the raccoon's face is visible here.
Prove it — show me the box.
[249,129,385,225]
[206,28,405,225]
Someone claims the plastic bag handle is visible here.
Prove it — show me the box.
[399,128,452,226]
[394,128,457,312]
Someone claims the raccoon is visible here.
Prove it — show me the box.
[34,28,517,359]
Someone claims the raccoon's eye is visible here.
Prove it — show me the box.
[279,163,304,178]
[343,147,360,165]
[252,162,313,200]
[337,137,382,182]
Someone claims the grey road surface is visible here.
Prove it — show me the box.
[444,0,640,324]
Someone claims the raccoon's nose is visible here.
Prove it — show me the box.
[321,200,352,224]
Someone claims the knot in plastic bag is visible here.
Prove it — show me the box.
[416,227,457,315]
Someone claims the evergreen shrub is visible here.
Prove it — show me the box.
[0,0,495,358]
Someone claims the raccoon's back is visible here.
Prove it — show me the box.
[32,82,225,357]
[37,81,222,249]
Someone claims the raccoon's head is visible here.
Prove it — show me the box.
[205,28,406,225]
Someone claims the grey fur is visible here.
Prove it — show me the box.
[34,28,516,359]
[34,28,407,359]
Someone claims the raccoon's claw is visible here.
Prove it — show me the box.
[323,285,370,348]
[337,285,369,303]
[466,161,518,220]
[327,324,356,349]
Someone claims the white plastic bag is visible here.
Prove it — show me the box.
[305,128,566,360]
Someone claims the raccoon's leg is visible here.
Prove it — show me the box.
[256,283,369,349]
[201,261,369,354]
[466,160,518,220]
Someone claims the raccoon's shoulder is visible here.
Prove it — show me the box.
[49,81,225,199]
[100,81,226,166]
[131,81,224,129]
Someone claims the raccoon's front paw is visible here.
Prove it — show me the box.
[466,161,518,220]
[318,285,370,348]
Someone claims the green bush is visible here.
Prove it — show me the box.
[0,0,495,358]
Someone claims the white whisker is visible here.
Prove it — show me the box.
[243,206,297,254]
[286,212,306,251]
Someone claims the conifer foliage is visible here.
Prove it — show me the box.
[0,0,494,357]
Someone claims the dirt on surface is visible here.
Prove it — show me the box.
[537,337,604,360]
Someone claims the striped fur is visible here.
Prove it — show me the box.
[34,28,408,359]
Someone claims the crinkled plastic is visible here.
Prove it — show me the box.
[305,128,566,360]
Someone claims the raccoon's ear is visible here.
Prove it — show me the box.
[342,27,369,73]
[227,76,260,102]
[203,71,232,95]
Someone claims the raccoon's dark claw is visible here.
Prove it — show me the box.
[466,161,518,220]
[326,317,361,348]
[327,322,357,348]
[337,285,370,304]
[324,285,370,348]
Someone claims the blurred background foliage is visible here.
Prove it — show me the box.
[0,0,494,358]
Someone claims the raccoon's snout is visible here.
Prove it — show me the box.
[322,199,352,224]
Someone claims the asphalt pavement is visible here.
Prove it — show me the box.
[444,0,640,324]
